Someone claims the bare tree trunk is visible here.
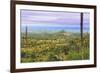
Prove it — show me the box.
[80,13,84,59]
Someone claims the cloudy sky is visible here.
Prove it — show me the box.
[21,9,90,33]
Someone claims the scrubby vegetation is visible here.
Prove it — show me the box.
[21,30,89,63]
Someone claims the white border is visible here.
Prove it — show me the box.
[16,5,94,69]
